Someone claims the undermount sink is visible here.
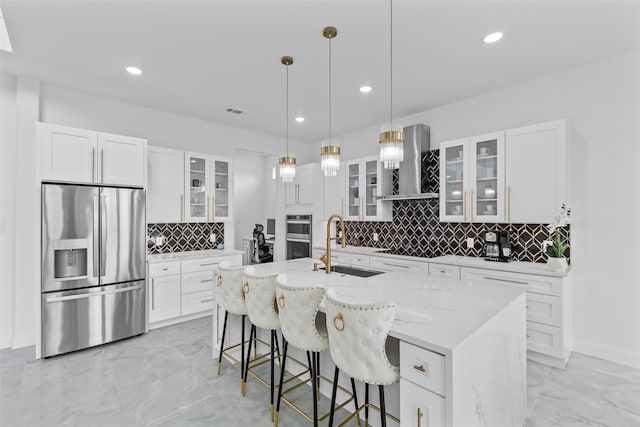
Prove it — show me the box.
[319,265,385,278]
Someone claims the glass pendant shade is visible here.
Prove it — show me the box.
[279,153,296,183]
[379,122,404,169]
[320,140,340,176]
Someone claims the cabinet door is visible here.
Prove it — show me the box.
[439,138,469,222]
[185,153,210,222]
[363,159,379,217]
[505,120,567,223]
[98,133,146,187]
[400,379,446,427]
[39,123,98,184]
[148,275,181,323]
[363,157,392,221]
[469,132,505,223]
[147,146,184,223]
[345,161,361,220]
[211,157,233,222]
[296,165,314,205]
[324,163,346,218]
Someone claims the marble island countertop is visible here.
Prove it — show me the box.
[147,249,243,263]
[250,258,525,355]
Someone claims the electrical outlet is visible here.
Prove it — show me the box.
[466,237,474,248]
[210,233,217,243]
[156,236,164,246]
[373,233,379,242]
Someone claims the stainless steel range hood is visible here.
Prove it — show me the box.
[379,124,439,201]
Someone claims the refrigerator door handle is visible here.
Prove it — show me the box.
[45,284,144,303]
[93,195,99,278]
[100,193,107,277]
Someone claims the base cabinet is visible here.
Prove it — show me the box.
[148,274,181,323]
[400,380,446,427]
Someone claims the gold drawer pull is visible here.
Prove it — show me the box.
[243,281,249,293]
[200,279,213,283]
[383,262,410,269]
[482,276,528,285]
[278,294,285,309]
[217,275,223,286]
[200,262,219,266]
[334,313,345,331]
[162,268,169,271]
[200,298,213,303]
[413,364,426,373]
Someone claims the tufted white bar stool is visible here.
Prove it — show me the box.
[325,287,400,427]
[274,275,358,427]
[216,261,249,382]
[242,266,282,422]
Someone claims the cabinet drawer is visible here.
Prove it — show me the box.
[527,293,561,327]
[149,261,181,278]
[181,290,214,315]
[182,271,216,294]
[527,321,562,357]
[350,254,370,267]
[428,263,461,280]
[329,252,351,265]
[182,257,225,274]
[461,267,562,296]
[400,379,445,427]
[400,341,445,396]
[370,256,428,273]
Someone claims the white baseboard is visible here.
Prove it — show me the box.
[573,341,640,369]
[12,333,35,349]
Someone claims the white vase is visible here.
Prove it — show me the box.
[547,257,568,273]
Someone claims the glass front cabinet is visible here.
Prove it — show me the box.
[439,133,505,223]
[344,156,392,221]
[184,153,233,223]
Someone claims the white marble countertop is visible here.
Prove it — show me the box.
[428,255,569,277]
[147,249,243,263]
[249,258,525,355]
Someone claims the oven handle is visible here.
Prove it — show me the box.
[286,238,311,243]
[286,219,312,225]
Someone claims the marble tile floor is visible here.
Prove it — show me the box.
[0,317,638,427]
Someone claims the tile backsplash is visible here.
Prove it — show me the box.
[147,222,224,254]
[344,149,570,263]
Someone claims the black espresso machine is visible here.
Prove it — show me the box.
[483,231,512,262]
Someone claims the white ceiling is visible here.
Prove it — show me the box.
[1,1,638,143]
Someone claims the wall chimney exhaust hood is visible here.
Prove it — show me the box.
[379,124,439,201]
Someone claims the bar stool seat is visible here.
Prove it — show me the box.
[325,287,400,427]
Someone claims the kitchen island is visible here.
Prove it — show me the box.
[214,258,526,427]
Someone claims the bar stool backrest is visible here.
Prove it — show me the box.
[242,266,280,331]
[275,275,328,353]
[217,261,248,316]
[325,287,399,385]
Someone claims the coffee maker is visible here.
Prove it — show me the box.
[483,231,512,262]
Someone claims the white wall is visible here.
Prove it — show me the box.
[233,149,267,250]
[0,74,17,348]
[335,50,640,367]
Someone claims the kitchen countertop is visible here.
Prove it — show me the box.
[313,244,389,255]
[249,258,525,355]
[147,249,243,263]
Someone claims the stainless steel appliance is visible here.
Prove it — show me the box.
[483,230,512,262]
[41,184,146,357]
[286,215,312,260]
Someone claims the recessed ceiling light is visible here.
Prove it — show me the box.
[483,32,503,44]
[295,117,305,123]
[360,86,372,93]
[126,66,143,75]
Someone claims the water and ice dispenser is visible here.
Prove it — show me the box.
[52,239,88,279]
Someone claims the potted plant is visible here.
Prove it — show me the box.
[543,204,571,272]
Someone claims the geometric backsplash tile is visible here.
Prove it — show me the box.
[147,222,225,254]
[347,149,570,264]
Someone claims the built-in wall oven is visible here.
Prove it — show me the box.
[286,215,312,260]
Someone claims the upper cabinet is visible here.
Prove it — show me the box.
[147,146,184,223]
[344,156,392,221]
[440,120,567,224]
[505,120,567,224]
[323,164,346,219]
[440,133,505,223]
[39,123,146,187]
[285,163,318,206]
[184,152,233,223]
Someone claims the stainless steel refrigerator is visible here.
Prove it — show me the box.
[41,183,146,357]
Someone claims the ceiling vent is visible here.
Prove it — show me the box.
[226,107,248,117]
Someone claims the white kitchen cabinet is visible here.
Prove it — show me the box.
[147,146,184,223]
[184,153,233,222]
[148,261,182,323]
[39,122,146,187]
[370,255,429,272]
[505,120,567,224]
[439,132,505,223]
[323,162,346,218]
[344,156,392,221]
[400,379,446,427]
[286,163,318,206]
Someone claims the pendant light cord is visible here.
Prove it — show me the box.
[286,63,289,156]
[329,36,332,142]
[390,0,393,127]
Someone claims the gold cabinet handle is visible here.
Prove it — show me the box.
[200,262,219,266]
[463,190,467,221]
[180,194,184,222]
[206,196,210,222]
[278,294,285,309]
[417,407,423,427]
[508,186,512,223]
[91,147,95,182]
[470,190,474,222]
[200,298,213,303]
[101,148,104,183]
[413,364,426,373]
[383,262,409,269]
[243,281,249,294]
[217,275,223,286]
[333,313,345,331]
[482,276,528,285]
[212,196,215,222]
[151,278,155,310]
[200,279,213,283]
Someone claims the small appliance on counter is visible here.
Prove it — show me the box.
[483,231,512,262]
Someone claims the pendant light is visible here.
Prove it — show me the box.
[279,56,296,182]
[320,26,340,177]
[379,0,403,170]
